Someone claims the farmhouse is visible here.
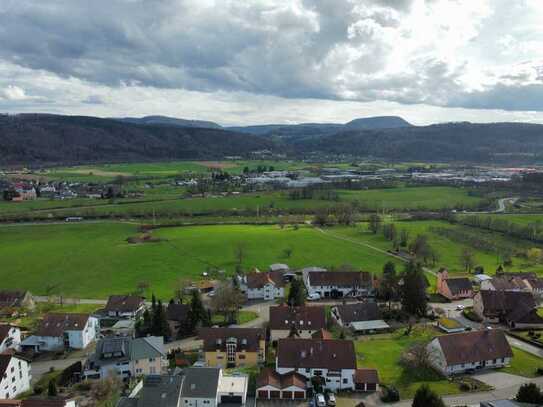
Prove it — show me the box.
[84,336,166,380]
[239,270,285,300]
[303,270,374,298]
[0,354,31,399]
[256,368,307,400]
[0,325,21,352]
[276,338,357,391]
[436,269,473,300]
[427,330,512,375]
[269,305,326,341]
[473,290,543,327]
[21,313,98,352]
[104,295,145,319]
[200,327,265,368]
[480,276,530,292]
[331,302,389,334]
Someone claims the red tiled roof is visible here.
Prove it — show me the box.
[308,271,372,288]
[354,369,379,384]
[256,368,307,390]
[277,338,356,370]
[105,295,144,313]
[269,305,326,330]
[0,325,14,343]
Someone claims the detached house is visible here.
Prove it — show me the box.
[304,271,374,298]
[331,302,389,334]
[276,338,357,391]
[427,330,513,375]
[0,325,21,352]
[104,295,145,319]
[0,354,31,399]
[238,271,285,300]
[84,336,166,380]
[22,313,98,352]
[473,290,543,328]
[269,305,326,341]
[200,327,265,368]
[436,270,473,301]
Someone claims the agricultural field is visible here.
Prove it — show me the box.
[488,213,543,226]
[339,186,484,210]
[0,222,403,298]
[0,186,488,221]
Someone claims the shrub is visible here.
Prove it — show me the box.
[380,386,400,403]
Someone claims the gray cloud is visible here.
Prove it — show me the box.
[0,0,542,113]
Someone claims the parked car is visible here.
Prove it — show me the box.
[326,393,336,406]
[307,293,321,301]
[456,304,465,310]
[315,394,326,407]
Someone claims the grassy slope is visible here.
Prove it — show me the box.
[0,223,400,298]
[332,221,543,277]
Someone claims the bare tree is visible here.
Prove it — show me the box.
[210,282,245,324]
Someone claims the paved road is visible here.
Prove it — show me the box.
[507,334,543,358]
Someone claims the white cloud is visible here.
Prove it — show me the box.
[1,85,28,100]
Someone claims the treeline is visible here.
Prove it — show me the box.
[455,215,543,244]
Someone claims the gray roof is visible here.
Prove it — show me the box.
[181,367,220,399]
[90,336,165,369]
[117,375,182,407]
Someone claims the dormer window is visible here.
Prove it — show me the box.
[299,321,304,326]
[242,339,247,345]
[216,339,222,346]
[308,321,311,326]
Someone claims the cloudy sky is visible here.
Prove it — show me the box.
[1,0,543,125]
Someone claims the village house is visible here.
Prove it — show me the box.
[269,305,326,342]
[84,336,166,380]
[427,330,513,375]
[0,291,34,311]
[473,290,543,328]
[3,398,77,407]
[104,295,146,319]
[276,338,357,391]
[21,313,98,352]
[0,353,31,399]
[0,325,21,352]
[331,302,390,334]
[436,269,473,300]
[199,327,266,368]
[166,301,190,340]
[480,276,530,292]
[256,367,308,400]
[238,270,285,300]
[303,270,374,298]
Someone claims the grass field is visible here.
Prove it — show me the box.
[0,186,487,221]
[0,223,402,298]
[331,220,543,277]
[487,214,543,226]
[503,347,543,378]
[355,326,459,398]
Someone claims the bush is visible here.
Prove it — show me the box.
[516,383,543,404]
[380,386,400,403]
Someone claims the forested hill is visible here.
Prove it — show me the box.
[291,122,543,163]
[0,114,274,166]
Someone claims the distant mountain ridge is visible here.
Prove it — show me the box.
[115,115,222,129]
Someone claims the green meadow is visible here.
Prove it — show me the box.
[0,223,402,298]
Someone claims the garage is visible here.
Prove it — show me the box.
[366,383,377,391]
[257,390,269,399]
[294,391,306,399]
[221,395,243,404]
[281,391,292,399]
[270,391,281,398]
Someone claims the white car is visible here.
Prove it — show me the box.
[326,393,336,406]
[307,293,321,301]
[456,304,465,311]
[315,394,326,407]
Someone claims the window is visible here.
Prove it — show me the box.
[305,368,310,373]
[239,355,246,359]
[343,379,348,384]
[150,367,156,374]
[149,358,155,362]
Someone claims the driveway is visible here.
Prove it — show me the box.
[31,356,85,384]
[472,371,531,388]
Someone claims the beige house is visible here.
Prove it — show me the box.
[200,327,265,368]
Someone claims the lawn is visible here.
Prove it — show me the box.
[503,347,543,378]
[0,223,401,298]
[211,311,258,325]
[354,326,460,399]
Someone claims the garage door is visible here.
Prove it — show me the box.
[221,395,243,403]
[294,391,305,399]
[270,391,281,398]
[366,383,377,391]
[281,391,292,399]
[257,390,269,399]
